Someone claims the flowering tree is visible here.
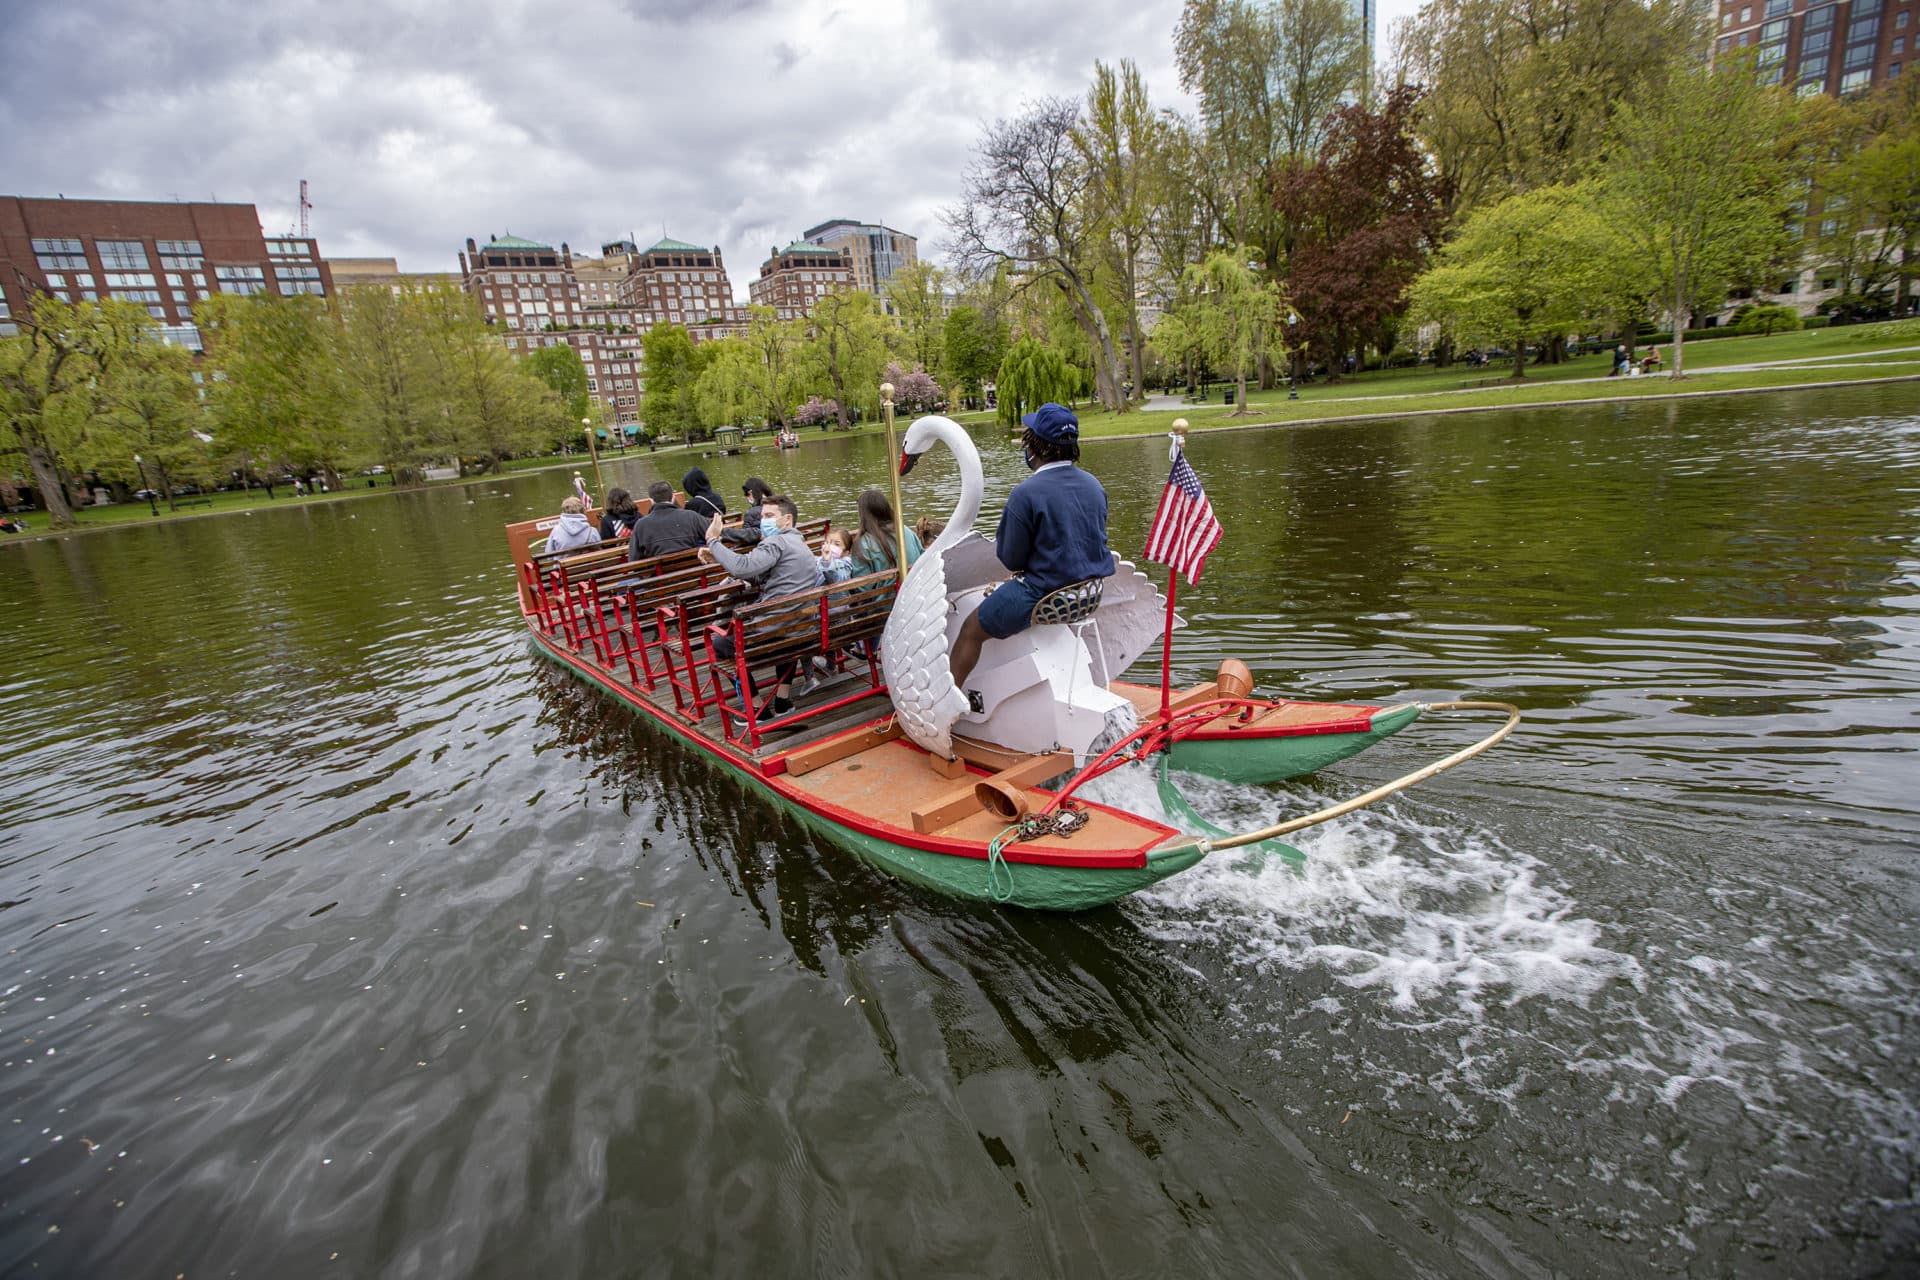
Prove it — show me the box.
[790,395,840,428]
[884,362,942,413]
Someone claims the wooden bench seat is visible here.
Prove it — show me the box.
[708,570,900,750]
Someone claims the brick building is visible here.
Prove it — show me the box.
[1716,0,1908,93]
[615,237,740,329]
[1713,0,1911,317]
[0,195,333,349]
[749,242,855,319]
[801,219,917,299]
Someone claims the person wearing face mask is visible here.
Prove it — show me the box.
[947,402,1112,694]
[703,494,821,716]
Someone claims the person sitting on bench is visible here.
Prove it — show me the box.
[631,481,709,560]
[948,402,1114,706]
[703,494,821,717]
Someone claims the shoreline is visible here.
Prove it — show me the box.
[1076,370,1920,446]
[8,370,1920,544]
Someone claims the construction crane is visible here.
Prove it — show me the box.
[299,179,311,238]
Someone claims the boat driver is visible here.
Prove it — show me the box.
[949,402,1113,702]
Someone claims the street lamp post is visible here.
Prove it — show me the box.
[134,454,158,517]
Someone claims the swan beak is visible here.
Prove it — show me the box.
[899,451,922,477]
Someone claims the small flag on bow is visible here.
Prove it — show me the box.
[1143,439,1222,585]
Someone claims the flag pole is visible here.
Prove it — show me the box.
[1159,421,1189,721]
[881,381,910,574]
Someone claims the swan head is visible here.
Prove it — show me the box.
[897,413,952,476]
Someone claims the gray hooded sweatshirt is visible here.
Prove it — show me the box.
[544,511,599,554]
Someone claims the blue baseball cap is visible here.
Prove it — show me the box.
[1021,402,1079,443]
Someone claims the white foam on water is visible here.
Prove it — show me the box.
[1084,764,1642,1018]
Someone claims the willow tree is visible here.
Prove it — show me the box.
[91,338,206,507]
[408,285,562,472]
[946,97,1130,413]
[1174,248,1291,414]
[0,296,151,527]
[995,338,1081,428]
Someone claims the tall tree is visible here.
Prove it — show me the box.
[0,296,149,527]
[1077,58,1164,400]
[1406,183,1618,379]
[882,262,948,380]
[1394,0,1697,217]
[410,285,562,472]
[332,285,434,486]
[525,342,591,423]
[946,97,1131,413]
[638,324,709,439]
[1810,75,1920,314]
[198,292,344,491]
[1175,0,1368,281]
[941,306,1008,403]
[803,289,890,429]
[89,338,205,509]
[1607,53,1801,376]
[1275,85,1450,379]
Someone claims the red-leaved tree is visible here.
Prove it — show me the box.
[1275,86,1450,381]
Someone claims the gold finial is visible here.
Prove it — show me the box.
[880,382,895,401]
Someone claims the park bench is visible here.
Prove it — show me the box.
[708,569,900,751]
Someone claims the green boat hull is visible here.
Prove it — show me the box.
[1165,703,1423,785]
[529,632,1207,912]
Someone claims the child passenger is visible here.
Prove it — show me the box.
[818,528,855,584]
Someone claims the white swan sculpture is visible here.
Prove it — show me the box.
[880,415,1179,764]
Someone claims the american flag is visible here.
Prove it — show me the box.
[1143,445,1222,585]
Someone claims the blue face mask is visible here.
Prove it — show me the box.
[760,517,780,540]
[1023,445,1038,471]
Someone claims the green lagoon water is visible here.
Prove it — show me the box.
[1,383,1916,1276]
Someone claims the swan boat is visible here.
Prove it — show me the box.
[506,410,1517,911]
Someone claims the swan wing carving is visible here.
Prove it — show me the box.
[880,416,982,758]
[1082,555,1183,686]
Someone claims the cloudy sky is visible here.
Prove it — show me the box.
[2,0,1416,295]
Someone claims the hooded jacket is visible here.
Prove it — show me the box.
[682,469,726,520]
[544,511,599,554]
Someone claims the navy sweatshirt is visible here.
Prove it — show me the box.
[995,462,1114,592]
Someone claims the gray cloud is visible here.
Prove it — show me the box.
[0,0,1196,292]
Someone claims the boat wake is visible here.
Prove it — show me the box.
[1081,764,1641,1017]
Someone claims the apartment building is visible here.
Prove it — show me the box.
[0,195,333,349]
[1716,0,1907,93]
[1713,0,1910,317]
[748,242,855,319]
[801,219,917,298]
